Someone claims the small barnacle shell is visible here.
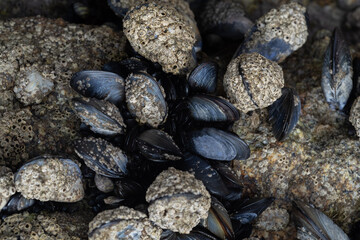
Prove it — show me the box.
[0,167,16,212]
[234,2,308,62]
[349,96,360,137]
[88,206,162,240]
[94,174,114,193]
[146,167,211,234]
[123,2,197,75]
[125,73,168,128]
[14,156,84,202]
[223,52,284,113]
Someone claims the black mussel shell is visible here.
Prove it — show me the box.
[107,0,128,17]
[161,227,218,240]
[181,128,250,161]
[292,201,350,240]
[205,197,235,240]
[72,97,126,136]
[159,74,189,102]
[321,27,353,111]
[188,62,218,94]
[136,129,182,162]
[1,193,35,214]
[210,161,243,192]
[187,95,240,123]
[231,197,274,224]
[74,137,128,178]
[114,178,145,206]
[344,57,360,113]
[181,153,235,200]
[268,87,301,141]
[70,70,125,106]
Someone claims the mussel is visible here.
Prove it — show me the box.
[321,27,353,111]
[268,87,301,141]
[188,62,218,94]
[181,128,250,161]
[70,70,125,106]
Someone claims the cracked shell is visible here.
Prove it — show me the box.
[223,52,284,113]
[88,206,162,240]
[14,156,84,202]
[0,166,16,212]
[234,2,308,63]
[123,3,197,75]
[126,73,168,128]
[349,96,360,137]
[146,167,211,234]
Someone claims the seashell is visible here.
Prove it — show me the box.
[292,201,350,240]
[146,167,211,234]
[231,197,274,224]
[88,206,162,240]
[114,178,145,202]
[126,72,168,128]
[210,161,243,192]
[102,57,156,79]
[14,155,84,202]
[0,166,16,212]
[223,52,284,113]
[205,197,235,240]
[72,97,126,136]
[136,129,182,162]
[349,96,360,137]
[123,3,197,75]
[321,27,353,111]
[199,0,253,40]
[186,95,240,123]
[233,2,308,62]
[94,174,114,193]
[188,62,218,94]
[268,87,301,141]
[181,128,250,161]
[74,137,128,178]
[2,193,35,214]
[159,74,189,102]
[161,227,218,240]
[70,70,125,106]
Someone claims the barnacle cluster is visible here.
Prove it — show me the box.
[0,167,16,211]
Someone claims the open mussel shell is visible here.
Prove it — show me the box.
[268,87,301,141]
[181,128,250,161]
[70,70,125,106]
[126,72,168,128]
[136,129,182,162]
[205,197,235,240]
[188,62,218,94]
[72,97,126,136]
[74,137,128,178]
[186,95,240,123]
[321,27,353,111]
[292,201,350,240]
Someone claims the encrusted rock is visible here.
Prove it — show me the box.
[146,167,211,234]
[0,166,16,211]
[235,2,308,62]
[14,156,84,202]
[349,96,360,137]
[223,52,284,113]
[88,206,162,240]
[123,3,197,74]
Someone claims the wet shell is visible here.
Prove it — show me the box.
[223,53,284,113]
[0,166,16,212]
[88,206,162,240]
[146,167,211,234]
[123,3,197,74]
[2,193,35,214]
[234,2,308,62]
[70,70,125,106]
[321,28,353,111]
[14,156,84,202]
[94,174,114,193]
[268,87,301,141]
[72,97,126,136]
[125,73,168,128]
[181,128,250,161]
[188,62,218,94]
[74,137,128,178]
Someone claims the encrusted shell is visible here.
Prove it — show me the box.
[0,166,16,211]
[14,156,84,202]
[88,206,162,240]
[234,2,308,62]
[146,167,211,234]
[125,73,168,128]
[350,96,360,137]
[123,3,197,74]
[223,52,284,113]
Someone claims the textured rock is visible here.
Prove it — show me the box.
[0,16,126,169]
[0,166,16,211]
